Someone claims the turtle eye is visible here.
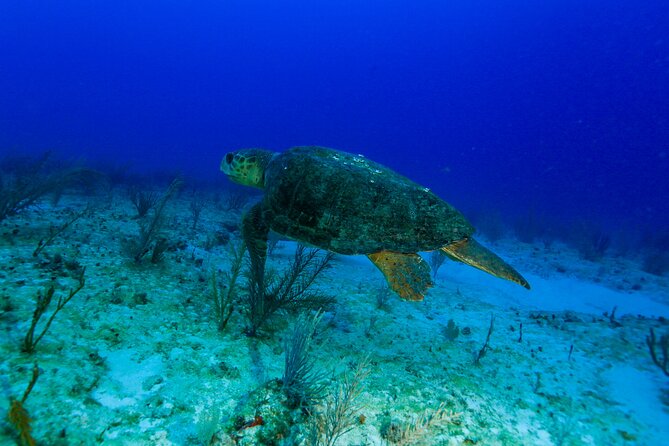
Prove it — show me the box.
[225,153,234,164]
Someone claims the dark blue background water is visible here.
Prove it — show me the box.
[1,1,667,228]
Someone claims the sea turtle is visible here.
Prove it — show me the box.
[221,146,529,300]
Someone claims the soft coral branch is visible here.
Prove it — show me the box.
[7,364,39,446]
[646,328,669,377]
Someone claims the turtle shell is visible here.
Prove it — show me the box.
[262,146,474,255]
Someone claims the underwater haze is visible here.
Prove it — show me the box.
[2,0,668,226]
[1,1,669,445]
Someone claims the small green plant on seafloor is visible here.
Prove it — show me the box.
[7,363,39,446]
[304,357,371,446]
[282,311,328,410]
[0,151,97,222]
[429,250,447,281]
[189,194,206,231]
[375,283,392,310]
[572,220,610,261]
[646,327,669,377]
[223,190,249,212]
[474,314,495,365]
[127,177,182,264]
[443,319,460,341]
[380,402,462,446]
[243,244,335,337]
[210,241,245,331]
[21,268,85,354]
[32,206,91,257]
[127,186,158,218]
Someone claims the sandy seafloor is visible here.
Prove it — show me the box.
[1,191,668,446]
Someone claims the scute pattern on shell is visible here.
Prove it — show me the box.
[261,146,474,255]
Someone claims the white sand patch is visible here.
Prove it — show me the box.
[93,348,165,408]
[327,246,669,318]
[439,262,669,318]
[604,365,669,439]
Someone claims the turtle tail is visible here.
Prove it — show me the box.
[441,238,530,289]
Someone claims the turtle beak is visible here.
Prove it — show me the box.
[220,152,235,176]
[220,151,250,186]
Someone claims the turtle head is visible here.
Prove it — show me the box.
[220,148,275,189]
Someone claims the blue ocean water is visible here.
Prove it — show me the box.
[1,1,667,228]
[2,1,669,445]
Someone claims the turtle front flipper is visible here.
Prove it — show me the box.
[242,203,270,281]
[368,251,433,301]
[441,238,530,289]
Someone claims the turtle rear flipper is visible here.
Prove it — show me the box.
[368,251,433,301]
[441,238,530,289]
